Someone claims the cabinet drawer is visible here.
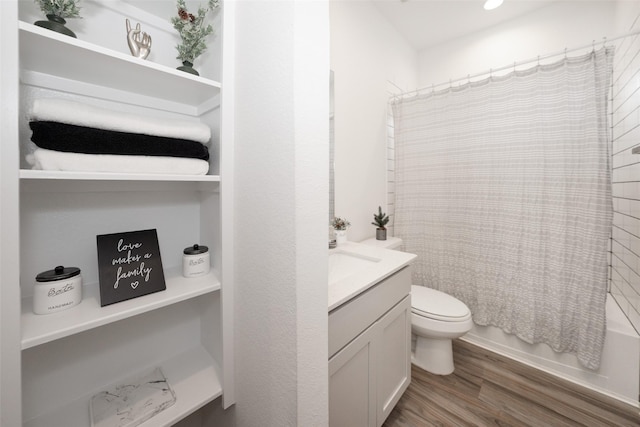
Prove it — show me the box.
[329,267,411,358]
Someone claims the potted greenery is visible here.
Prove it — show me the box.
[171,0,220,76]
[34,0,81,38]
[331,216,351,245]
[372,206,389,241]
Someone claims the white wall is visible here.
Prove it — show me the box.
[231,1,329,426]
[417,1,618,89]
[330,1,417,243]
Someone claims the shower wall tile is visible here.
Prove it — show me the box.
[629,198,640,218]
[611,267,631,296]
[613,110,636,139]
[611,265,625,291]
[611,129,639,151]
[387,112,394,128]
[630,289,640,313]
[613,181,640,200]
[613,146,640,180]
[628,307,640,333]
[611,273,625,307]
[617,211,640,235]
[612,226,629,252]
[387,109,396,236]
[612,10,640,334]
[612,147,638,169]
[611,181,638,200]
[612,163,636,182]
[612,182,623,198]
[615,197,629,215]
[610,241,640,305]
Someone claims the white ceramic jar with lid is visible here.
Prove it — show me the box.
[183,244,210,278]
[34,265,82,315]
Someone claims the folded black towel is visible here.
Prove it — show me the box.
[29,121,210,160]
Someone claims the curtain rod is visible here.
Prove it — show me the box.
[395,29,640,100]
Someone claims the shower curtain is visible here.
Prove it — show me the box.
[392,47,614,370]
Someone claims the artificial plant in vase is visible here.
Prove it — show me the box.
[331,217,351,245]
[33,0,81,38]
[372,206,389,240]
[171,0,220,76]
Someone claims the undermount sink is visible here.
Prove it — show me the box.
[328,242,417,311]
[328,250,381,284]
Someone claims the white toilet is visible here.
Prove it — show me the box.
[410,285,473,375]
[360,236,473,375]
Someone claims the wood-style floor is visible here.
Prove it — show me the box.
[383,339,640,427]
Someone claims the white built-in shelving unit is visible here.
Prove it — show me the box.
[0,1,234,426]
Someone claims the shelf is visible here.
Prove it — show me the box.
[23,345,222,427]
[6,2,232,423]
[21,267,221,349]
[20,169,221,182]
[18,21,220,109]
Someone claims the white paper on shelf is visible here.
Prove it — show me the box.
[90,367,177,427]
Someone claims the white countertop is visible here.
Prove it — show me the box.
[328,242,417,311]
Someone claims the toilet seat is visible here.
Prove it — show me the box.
[411,285,471,322]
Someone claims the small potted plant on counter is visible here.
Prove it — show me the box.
[372,206,389,240]
[331,216,351,245]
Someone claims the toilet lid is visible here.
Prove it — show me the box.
[411,285,471,322]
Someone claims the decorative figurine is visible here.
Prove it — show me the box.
[126,19,152,59]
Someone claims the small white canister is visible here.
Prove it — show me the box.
[183,244,210,278]
[34,265,82,315]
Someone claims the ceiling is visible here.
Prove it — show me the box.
[371,0,559,51]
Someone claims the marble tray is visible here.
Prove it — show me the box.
[90,367,176,427]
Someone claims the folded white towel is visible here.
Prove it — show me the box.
[27,148,210,175]
[29,98,211,144]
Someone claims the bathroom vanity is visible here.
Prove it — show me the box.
[328,243,416,427]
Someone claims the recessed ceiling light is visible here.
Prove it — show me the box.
[484,0,504,10]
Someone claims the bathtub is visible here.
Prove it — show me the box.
[461,295,640,406]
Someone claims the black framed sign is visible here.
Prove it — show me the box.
[96,229,166,307]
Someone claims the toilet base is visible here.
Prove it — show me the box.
[412,335,455,375]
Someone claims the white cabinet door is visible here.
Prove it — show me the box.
[329,295,412,427]
[329,322,377,427]
[376,295,411,426]
[328,267,413,427]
